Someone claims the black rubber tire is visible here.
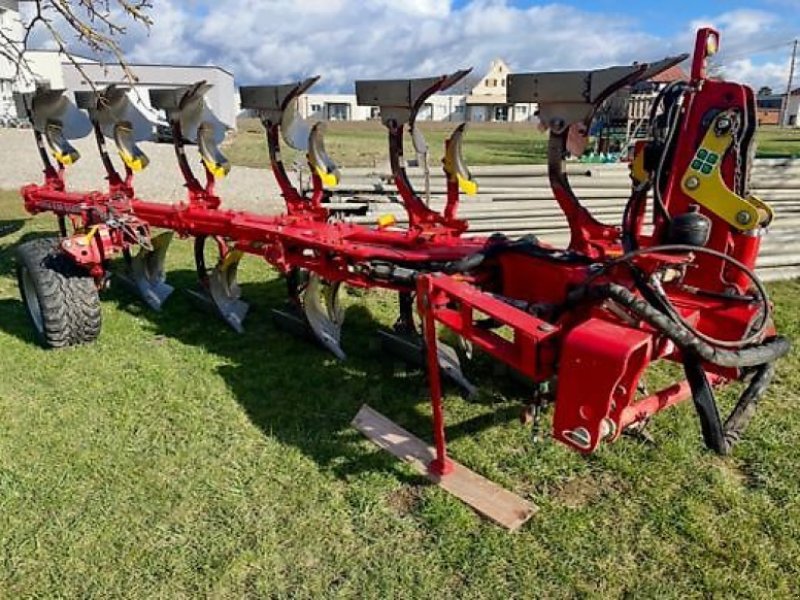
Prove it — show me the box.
[15,237,102,348]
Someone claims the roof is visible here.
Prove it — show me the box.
[25,48,97,63]
[649,65,689,84]
[63,60,234,78]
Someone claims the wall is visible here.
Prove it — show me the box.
[297,93,468,122]
[470,59,510,96]
[295,92,533,123]
[62,62,237,129]
[0,1,21,117]
[785,94,800,127]
[18,50,66,91]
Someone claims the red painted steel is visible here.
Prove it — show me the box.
[17,27,784,470]
[415,27,783,467]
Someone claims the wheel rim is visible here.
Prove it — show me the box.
[20,266,44,334]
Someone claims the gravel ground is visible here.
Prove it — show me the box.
[0,129,284,213]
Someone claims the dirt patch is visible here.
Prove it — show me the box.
[386,485,424,516]
[554,472,628,509]
[714,457,767,490]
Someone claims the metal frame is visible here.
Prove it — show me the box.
[14,29,789,475]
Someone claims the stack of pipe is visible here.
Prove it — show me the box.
[328,159,800,282]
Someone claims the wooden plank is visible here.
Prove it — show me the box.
[352,405,537,531]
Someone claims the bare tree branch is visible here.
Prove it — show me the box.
[1,0,153,92]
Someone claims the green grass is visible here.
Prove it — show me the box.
[225,119,800,169]
[755,126,800,157]
[225,119,549,169]
[1,190,800,597]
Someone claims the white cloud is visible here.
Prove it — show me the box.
[686,8,796,90]
[22,1,797,93]
[142,0,663,90]
[720,58,790,92]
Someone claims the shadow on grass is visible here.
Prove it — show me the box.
[14,256,527,483]
[0,229,61,278]
[0,297,39,345]
[0,220,25,239]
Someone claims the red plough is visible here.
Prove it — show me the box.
[12,28,791,501]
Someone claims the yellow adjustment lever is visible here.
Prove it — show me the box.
[680,111,773,230]
[220,248,244,270]
[83,225,100,245]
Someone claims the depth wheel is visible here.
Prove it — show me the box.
[16,237,102,348]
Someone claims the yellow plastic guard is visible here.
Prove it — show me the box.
[53,150,79,166]
[115,123,150,172]
[315,164,339,187]
[120,151,149,172]
[377,214,396,228]
[680,110,773,231]
[308,124,340,187]
[203,156,231,179]
[443,125,478,196]
[457,174,478,196]
[199,123,232,179]
[46,123,81,166]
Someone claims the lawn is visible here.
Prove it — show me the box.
[756,125,800,157]
[225,119,549,169]
[225,119,800,169]
[0,190,799,597]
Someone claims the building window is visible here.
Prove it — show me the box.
[501,80,505,87]
[310,104,322,112]
[370,106,380,119]
[454,105,465,113]
[326,103,350,121]
[418,102,433,120]
[516,105,528,115]
[494,106,509,122]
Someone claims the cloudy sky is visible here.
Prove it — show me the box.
[28,0,800,92]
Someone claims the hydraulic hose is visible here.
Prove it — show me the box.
[684,358,776,455]
[589,282,790,368]
[584,244,773,348]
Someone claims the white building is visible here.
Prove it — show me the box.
[465,59,535,122]
[292,59,537,124]
[0,0,23,117]
[295,91,468,122]
[784,89,800,127]
[0,0,236,129]
[62,60,236,129]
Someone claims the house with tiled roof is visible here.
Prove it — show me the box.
[465,59,535,122]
